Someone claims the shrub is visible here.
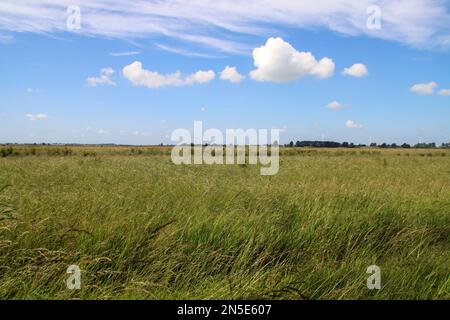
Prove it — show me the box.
[0,147,14,157]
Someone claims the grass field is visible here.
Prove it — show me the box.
[0,146,449,299]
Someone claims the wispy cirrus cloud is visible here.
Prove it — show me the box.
[155,43,226,58]
[26,113,48,121]
[109,51,140,57]
[0,1,450,54]
[0,33,13,44]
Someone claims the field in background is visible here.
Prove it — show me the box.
[0,146,449,299]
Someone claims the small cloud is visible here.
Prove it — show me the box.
[346,120,363,129]
[0,33,13,44]
[342,63,368,77]
[26,113,48,121]
[200,107,207,112]
[87,68,116,87]
[98,129,109,135]
[250,37,335,82]
[439,88,450,96]
[186,70,215,85]
[109,51,140,57]
[132,131,151,136]
[326,100,344,109]
[220,66,245,83]
[410,82,437,95]
[26,88,38,93]
[122,61,215,89]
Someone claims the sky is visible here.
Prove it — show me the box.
[0,0,450,145]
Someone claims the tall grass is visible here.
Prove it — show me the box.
[0,147,448,299]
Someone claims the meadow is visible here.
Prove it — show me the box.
[0,145,449,299]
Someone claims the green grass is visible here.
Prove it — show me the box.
[0,147,449,299]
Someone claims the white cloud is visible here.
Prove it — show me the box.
[98,129,109,135]
[439,89,450,96]
[26,113,48,121]
[1,1,449,52]
[155,43,225,58]
[342,63,368,77]
[185,70,216,84]
[0,33,13,44]
[250,37,334,82]
[200,107,207,112]
[87,68,116,86]
[220,66,245,83]
[326,101,343,109]
[346,120,363,129]
[133,131,151,136]
[109,51,140,57]
[26,88,39,93]
[410,82,437,95]
[122,61,215,89]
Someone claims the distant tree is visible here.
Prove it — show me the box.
[401,143,411,148]
[289,141,294,148]
[380,143,387,148]
[370,143,377,147]
[342,142,349,148]
[414,142,436,149]
[391,143,398,148]
[295,141,301,147]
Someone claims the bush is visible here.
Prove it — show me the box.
[82,151,97,157]
[0,147,14,157]
[46,147,73,156]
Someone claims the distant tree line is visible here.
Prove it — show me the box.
[285,141,449,149]
[2,141,449,149]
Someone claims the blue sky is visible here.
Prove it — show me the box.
[0,0,449,145]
